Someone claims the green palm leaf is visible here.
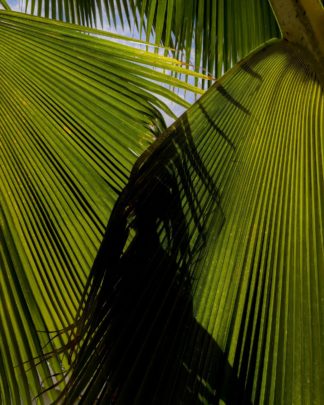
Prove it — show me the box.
[21,0,280,82]
[0,10,205,403]
[133,0,280,80]
[64,39,324,403]
[0,0,9,10]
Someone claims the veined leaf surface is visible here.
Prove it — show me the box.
[66,39,324,404]
[21,0,280,82]
[0,10,205,403]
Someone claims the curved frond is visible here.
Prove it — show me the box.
[64,40,324,404]
[21,0,280,83]
[133,0,280,81]
[0,10,205,403]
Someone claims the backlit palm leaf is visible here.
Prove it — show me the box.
[0,0,9,10]
[0,10,205,403]
[22,0,280,82]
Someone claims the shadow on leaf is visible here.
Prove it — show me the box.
[61,110,252,405]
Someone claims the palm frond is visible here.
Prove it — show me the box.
[22,0,280,84]
[0,0,10,10]
[134,0,280,81]
[63,39,324,404]
[0,10,206,403]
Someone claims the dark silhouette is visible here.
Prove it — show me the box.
[66,114,252,405]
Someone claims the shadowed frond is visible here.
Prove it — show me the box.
[61,39,324,404]
[0,10,207,403]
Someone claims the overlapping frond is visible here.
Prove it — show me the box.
[22,0,280,83]
[0,10,206,403]
[133,0,280,81]
[63,40,324,404]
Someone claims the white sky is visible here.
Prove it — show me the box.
[8,0,21,10]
